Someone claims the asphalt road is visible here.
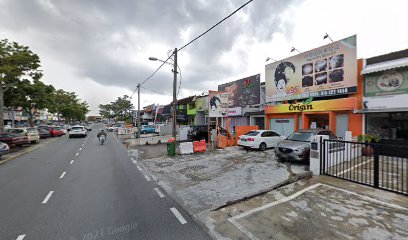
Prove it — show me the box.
[0,124,210,240]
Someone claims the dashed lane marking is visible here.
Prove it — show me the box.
[170,207,187,225]
[79,148,82,151]
[154,188,165,198]
[41,191,54,204]
[75,152,79,157]
[70,160,75,165]
[16,234,26,240]
[136,166,143,171]
[59,171,66,179]
[144,175,151,181]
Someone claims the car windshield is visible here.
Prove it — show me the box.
[287,132,316,142]
[245,131,259,136]
[72,127,83,131]
[27,128,38,133]
[8,129,24,134]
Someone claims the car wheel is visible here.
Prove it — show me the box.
[259,143,267,151]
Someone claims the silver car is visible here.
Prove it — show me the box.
[275,129,337,162]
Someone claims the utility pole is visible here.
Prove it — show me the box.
[172,48,178,139]
[137,83,141,138]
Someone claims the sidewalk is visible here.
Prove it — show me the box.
[209,176,408,240]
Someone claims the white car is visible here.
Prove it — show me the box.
[69,126,87,138]
[238,130,286,151]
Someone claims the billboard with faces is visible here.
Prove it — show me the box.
[265,35,357,102]
[218,74,261,108]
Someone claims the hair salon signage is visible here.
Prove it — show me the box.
[264,97,356,114]
[265,35,357,102]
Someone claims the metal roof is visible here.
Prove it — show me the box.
[361,57,408,75]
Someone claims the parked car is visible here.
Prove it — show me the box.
[63,124,72,131]
[84,125,92,131]
[275,129,337,162]
[6,127,40,144]
[0,142,10,158]
[69,126,87,138]
[38,125,65,137]
[0,132,30,147]
[38,128,52,139]
[238,130,285,151]
[140,125,156,134]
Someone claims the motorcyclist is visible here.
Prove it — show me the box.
[97,129,107,144]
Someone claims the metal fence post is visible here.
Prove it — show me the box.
[320,137,325,175]
[373,148,379,188]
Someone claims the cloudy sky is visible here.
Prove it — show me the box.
[1,0,407,115]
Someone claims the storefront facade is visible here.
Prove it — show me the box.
[265,97,362,138]
[360,49,408,142]
[265,35,363,138]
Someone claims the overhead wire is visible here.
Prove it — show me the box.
[131,0,253,100]
[178,0,253,51]
[140,86,167,95]
[130,53,174,98]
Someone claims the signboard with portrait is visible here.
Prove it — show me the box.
[265,35,357,102]
[365,68,408,96]
[208,91,228,117]
[218,74,261,107]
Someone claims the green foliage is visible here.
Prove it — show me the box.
[357,134,381,143]
[99,95,134,121]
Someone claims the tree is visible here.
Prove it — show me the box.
[0,39,42,130]
[48,90,90,123]
[99,95,134,123]
[5,79,55,126]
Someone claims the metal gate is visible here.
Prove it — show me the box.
[321,139,408,195]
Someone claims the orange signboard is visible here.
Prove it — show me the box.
[265,97,356,114]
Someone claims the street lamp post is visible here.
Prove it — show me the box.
[149,48,178,139]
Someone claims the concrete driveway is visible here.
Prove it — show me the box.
[131,145,311,237]
[210,176,408,240]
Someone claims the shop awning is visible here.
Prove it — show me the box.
[361,57,408,75]
[354,107,408,114]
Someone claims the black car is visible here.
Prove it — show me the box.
[187,125,228,142]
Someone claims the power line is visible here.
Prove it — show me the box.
[178,0,253,51]
[130,53,174,98]
[140,86,167,95]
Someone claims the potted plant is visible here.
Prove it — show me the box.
[357,134,381,156]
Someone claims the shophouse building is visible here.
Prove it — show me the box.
[359,49,408,143]
[264,35,363,139]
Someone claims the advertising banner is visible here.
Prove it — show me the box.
[208,91,228,117]
[266,35,357,102]
[218,74,261,107]
[264,97,356,114]
[365,69,408,97]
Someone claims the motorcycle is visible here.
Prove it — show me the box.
[99,135,106,145]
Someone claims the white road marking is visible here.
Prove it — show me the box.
[79,148,82,151]
[170,207,187,224]
[70,160,75,164]
[42,191,54,204]
[132,159,137,164]
[136,166,143,171]
[154,188,165,198]
[75,153,79,157]
[151,175,158,182]
[144,175,151,181]
[16,235,26,240]
[228,183,408,240]
[59,171,66,179]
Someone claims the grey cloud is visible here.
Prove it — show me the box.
[0,0,298,101]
